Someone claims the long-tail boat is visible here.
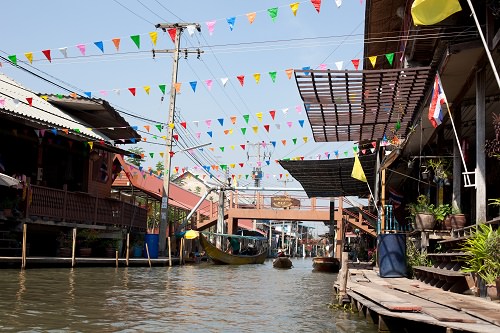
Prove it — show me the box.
[199,233,267,265]
[312,256,340,273]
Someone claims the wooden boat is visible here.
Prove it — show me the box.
[312,256,340,273]
[273,257,293,269]
[199,233,267,265]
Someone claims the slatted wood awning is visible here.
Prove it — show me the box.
[295,67,432,142]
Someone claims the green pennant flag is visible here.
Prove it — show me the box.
[74,128,81,133]
[282,158,290,161]
[344,151,348,157]
[155,124,163,132]
[353,146,358,152]
[269,71,277,83]
[158,84,166,94]
[268,7,278,21]
[220,164,227,170]
[385,53,394,66]
[395,119,401,131]
[245,174,249,179]
[149,153,154,158]
[243,114,250,123]
[241,127,247,135]
[292,138,297,145]
[130,35,140,49]
[153,135,157,140]
[220,147,225,152]
[8,55,17,65]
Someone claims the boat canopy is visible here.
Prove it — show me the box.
[202,231,267,241]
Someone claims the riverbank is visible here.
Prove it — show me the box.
[334,264,500,333]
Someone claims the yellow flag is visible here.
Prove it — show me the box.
[253,73,261,84]
[411,0,462,26]
[369,56,377,68]
[143,85,151,95]
[24,52,33,64]
[256,112,263,122]
[149,31,158,46]
[290,2,299,16]
[351,154,367,182]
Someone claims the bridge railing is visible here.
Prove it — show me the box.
[229,192,330,211]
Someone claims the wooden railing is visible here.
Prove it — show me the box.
[26,185,147,230]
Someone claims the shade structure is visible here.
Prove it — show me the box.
[0,173,20,187]
[279,153,377,198]
[294,67,432,142]
[184,230,200,239]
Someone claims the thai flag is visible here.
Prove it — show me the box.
[428,74,448,128]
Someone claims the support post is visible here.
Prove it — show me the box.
[168,236,172,267]
[216,189,225,249]
[380,169,386,232]
[72,228,76,267]
[452,106,462,212]
[476,69,486,223]
[21,223,27,269]
[145,243,152,268]
[337,250,349,304]
[126,233,130,266]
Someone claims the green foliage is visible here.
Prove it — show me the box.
[427,159,449,179]
[126,147,145,167]
[488,198,500,207]
[460,224,500,285]
[77,229,99,247]
[406,195,435,220]
[433,204,452,223]
[155,161,164,173]
[406,238,430,278]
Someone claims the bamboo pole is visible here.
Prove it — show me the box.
[337,251,350,304]
[180,237,184,265]
[168,237,172,267]
[115,250,119,268]
[126,233,130,266]
[21,223,27,269]
[71,228,76,267]
[145,243,152,268]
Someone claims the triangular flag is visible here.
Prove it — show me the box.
[180,122,187,129]
[285,69,293,79]
[287,121,293,128]
[130,35,140,49]
[252,126,258,134]
[128,88,136,96]
[186,25,196,36]
[290,2,299,16]
[219,147,225,152]
[369,56,377,68]
[24,52,33,64]
[411,0,462,26]
[76,44,86,56]
[264,125,270,132]
[59,47,68,58]
[205,119,212,127]
[269,71,277,83]
[318,63,327,70]
[237,75,245,86]
[230,116,237,124]
[270,141,276,147]
[167,29,176,43]
[268,7,278,21]
[385,52,394,66]
[226,17,236,31]
[243,114,250,123]
[94,41,104,53]
[292,138,297,145]
[8,55,17,65]
[26,97,33,106]
[143,86,151,95]
[112,38,121,51]
[155,124,163,132]
[159,84,166,94]
[42,49,52,62]
[303,137,308,143]
[189,81,197,92]
[275,124,281,130]
[240,144,246,150]
[351,154,367,182]
[205,79,213,91]
[84,92,92,98]
[335,0,342,7]
[302,66,311,75]
[281,140,287,146]
[269,110,276,120]
[311,0,321,13]
[246,12,256,24]
[144,125,150,132]
[195,132,201,138]
[207,131,213,138]
[241,128,247,135]
[335,61,343,70]
[253,73,261,84]
[298,120,305,127]
[217,118,224,126]
[174,83,181,93]
[193,121,199,127]
[221,77,229,87]
[256,112,263,122]
[173,134,179,141]
[168,123,175,129]
[149,31,158,46]
[206,20,216,35]
[351,59,360,70]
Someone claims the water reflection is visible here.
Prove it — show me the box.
[0,258,377,332]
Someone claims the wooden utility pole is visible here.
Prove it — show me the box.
[155,23,202,256]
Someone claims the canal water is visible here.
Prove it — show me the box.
[0,258,377,332]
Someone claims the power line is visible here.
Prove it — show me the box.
[112,0,154,25]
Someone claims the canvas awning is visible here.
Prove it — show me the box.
[295,67,432,142]
[279,153,377,198]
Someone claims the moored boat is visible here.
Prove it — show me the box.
[312,256,340,273]
[199,233,267,265]
[273,256,293,269]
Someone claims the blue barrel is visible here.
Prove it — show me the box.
[378,234,406,278]
[144,234,159,259]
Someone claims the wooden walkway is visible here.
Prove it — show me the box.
[335,266,500,333]
[0,256,181,268]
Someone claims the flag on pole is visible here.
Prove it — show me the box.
[351,154,367,182]
[411,0,462,26]
[428,74,448,128]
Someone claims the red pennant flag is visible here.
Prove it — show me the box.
[240,144,246,150]
[237,75,245,86]
[311,0,321,13]
[239,163,244,167]
[269,110,276,120]
[351,59,360,70]
[180,122,187,129]
[264,125,270,132]
[169,151,175,157]
[279,174,283,179]
[42,49,52,62]
[167,28,177,43]
[371,141,377,148]
[26,97,33,106]
[300,156,304,160]
[173,134,179,141]
[128,88,136,96]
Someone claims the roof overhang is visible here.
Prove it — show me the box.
[279,153,377,198]
[295,67,432,142]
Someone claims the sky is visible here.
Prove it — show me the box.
[0,1,367,230]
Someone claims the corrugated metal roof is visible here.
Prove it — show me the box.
[0,73,108,141]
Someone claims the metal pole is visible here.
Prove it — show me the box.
[216,189,225,249]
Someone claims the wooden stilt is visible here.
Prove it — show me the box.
[71,228,76,267]
[168,237,172,267]
[145,243,152,268]
[337,251,350,304]
[21,223,27,269]
[126,233,130,266]
[180,238,184,265]
[115,250,119,268]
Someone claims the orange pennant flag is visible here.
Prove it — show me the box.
[62,129,69,134]
[174,83,182,93]
[285,69,294,79]
[144,125,150,132]
[112,38,121,51]
[230,116,237,124]
[281,139,287,146]
[246,12,256,24]
[70,92,77,98]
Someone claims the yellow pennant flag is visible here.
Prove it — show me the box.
[303,136,308,143]
[252,126,259,134]
[411,0,462,26]
[143,86,151,95]
[369,56,377,68]
[149,31,158,46]
[168,123,175,129]
[24,52,33,64]
[253,73,261,84]
[256,112,263,122]
[88,142,93,150]
[290,2,299,16]
[40,95,48,101]
[351,154,367,182]
[159,152,164,158]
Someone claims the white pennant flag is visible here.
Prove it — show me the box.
[335,61,344,70]
[220,77,229,87]
[113,89,121,95]
[59,47,68,58]
[282,108,289,115]
[12,99,20,106]
[335,0,342,8]
[186,25,196,36]
[193,120,199,127]
[370,148,375,153]
[275,124,281,130]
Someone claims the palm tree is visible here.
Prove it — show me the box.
[126,147,145,167]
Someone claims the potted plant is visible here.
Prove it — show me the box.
[77,228,99,257]
[460,224,500,300]
[57,231,73,257]
[433,203,451,230]
[427,158,450,184]
[406,194,436,230]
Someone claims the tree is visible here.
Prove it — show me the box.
[126,147,144,167]
[155,161,164,174]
